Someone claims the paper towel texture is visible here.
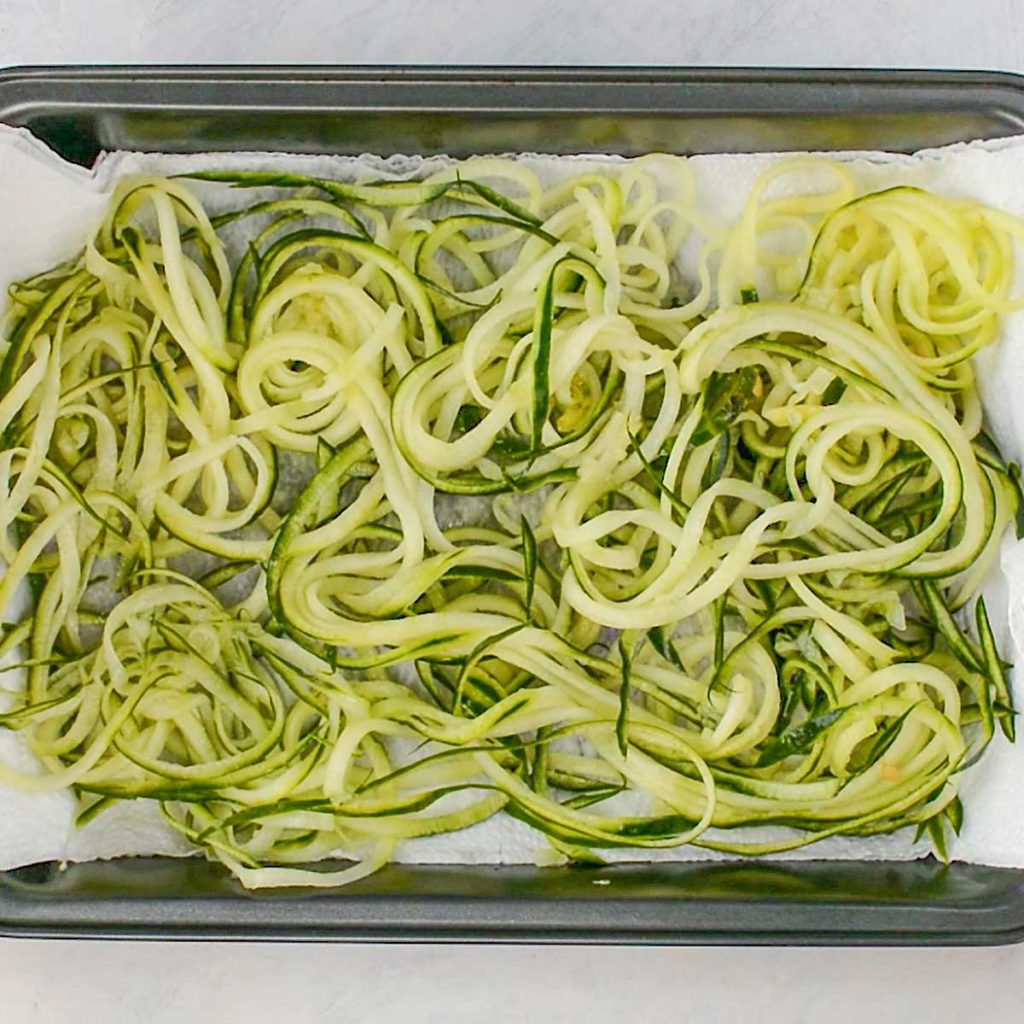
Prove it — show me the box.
[3,127,1024,868]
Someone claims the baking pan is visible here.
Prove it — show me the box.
[2,65,1024,945]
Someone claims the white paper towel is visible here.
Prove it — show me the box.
[4,127,1024,868]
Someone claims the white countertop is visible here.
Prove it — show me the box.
[3,1,1024,1020]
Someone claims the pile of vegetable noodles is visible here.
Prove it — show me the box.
[0,153,1020,889]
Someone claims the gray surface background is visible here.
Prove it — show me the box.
[2,1,1024,1021]
[1,0,1022,70]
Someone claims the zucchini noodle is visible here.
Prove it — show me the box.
[0,153,1019,887]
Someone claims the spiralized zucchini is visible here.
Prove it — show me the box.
[0,154,1020,887]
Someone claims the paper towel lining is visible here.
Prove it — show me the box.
[2,127,1024,867]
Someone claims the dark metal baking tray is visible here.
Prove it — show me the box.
[1,65,1024,945]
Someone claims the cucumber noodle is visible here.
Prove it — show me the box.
[0,155,1020,887]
